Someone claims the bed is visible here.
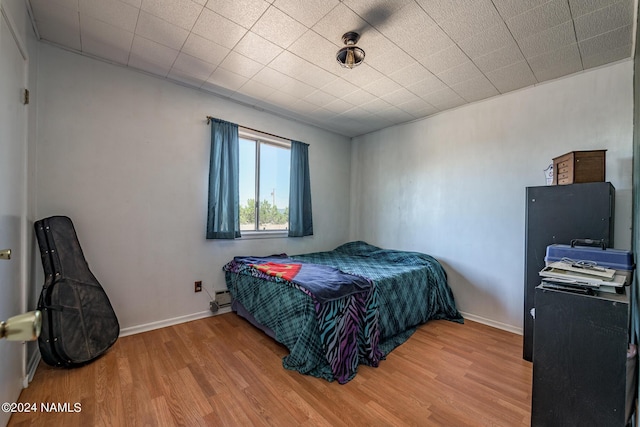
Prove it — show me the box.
[223,241,463,384]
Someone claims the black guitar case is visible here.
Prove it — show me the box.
[35,216,119,367]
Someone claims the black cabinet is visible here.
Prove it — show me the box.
[524,182,614,361]
[531,286,631,426]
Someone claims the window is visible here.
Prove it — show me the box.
[238,128,291,232]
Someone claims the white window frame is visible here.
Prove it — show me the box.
[239,127,291,239]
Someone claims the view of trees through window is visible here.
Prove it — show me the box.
[239,135,290,231]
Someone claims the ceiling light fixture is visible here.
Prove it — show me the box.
[336,32,365,69]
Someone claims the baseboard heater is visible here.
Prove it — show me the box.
[210,290,232,313]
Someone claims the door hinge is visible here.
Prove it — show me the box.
[23,88,29,105]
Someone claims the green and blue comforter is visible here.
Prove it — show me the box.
[223,241,463,383]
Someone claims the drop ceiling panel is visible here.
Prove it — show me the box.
[135,11,189,50]
[80,15,133,65]
[204,0,270,29]
[80,0,139,32]
[139,0,202,31]
[28,0,637,137]
[506,0,572,41]
[486,60,537,93]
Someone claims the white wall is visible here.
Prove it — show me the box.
[350,61,634,332]
[35,44,352,332]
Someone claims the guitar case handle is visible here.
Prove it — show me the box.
[570,238,607,250]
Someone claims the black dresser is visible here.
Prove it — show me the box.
[523,182,615,361]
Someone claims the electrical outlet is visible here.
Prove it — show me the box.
[194,281,202,292]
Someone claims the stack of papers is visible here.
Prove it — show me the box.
[539,261,626,294]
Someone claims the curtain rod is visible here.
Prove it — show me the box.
[206,116,292,142]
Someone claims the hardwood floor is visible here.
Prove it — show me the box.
[9,314,532,426]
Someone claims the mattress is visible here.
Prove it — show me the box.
[223,241,463,383]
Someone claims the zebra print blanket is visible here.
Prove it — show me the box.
[223,241,462,383]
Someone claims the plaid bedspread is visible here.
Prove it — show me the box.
[223,241,463,383]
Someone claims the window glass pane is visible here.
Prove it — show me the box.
[238,138,256,231]
[258,142,290,230]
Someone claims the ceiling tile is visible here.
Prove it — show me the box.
[436,60,483,86]
[192,8,247,49]
[351,29,395,61]
[518,20,576,58]
[472,40,524,73]
[421,45,469,75]
[32,5,81,50]
[79,15,133,64]
[380,87,421,105]
[388,63,433,87]
[362,76,403,97]
[278,77,317,98]
[582,43,631,69]
[376,1,436,43]
[506,0,571,41]
[574,1,633,41]
[251,6,307,48]
[366,46,416,76]
[568,0,629,18]
[290,98,321,114]
[320,78,359,98]
[200,81,236,98]
[31,0,79,14]
[377,105,415,123]
[359,97,393,114]
[439,0,503,42]
[415,0,477,22]
[342,89,379,105]
[121,0,142,7]
[324,98,356,114]
[450,74,499,102]
[527,43,583,81]
[578,24,632,58]
[128,35,179,75]
[171,52,216,81]
[235,79,277,100]
[312,3,369,45]
[406,73,447,97]
[234,32,283,65]
[342,0,412,22]
[402,26,455,60]
[304,90,338,107]
[167,68,206,88]
[182,34,229,66]
[486,60,537,92]
[492,0,549,20]
[284,59,337,89]
[252,67,293,89]
[273,0,339,27]
[206,68,248,91]
[140,0,203,30]
[218,51,264,78]
[79,0,139,32]
[422,87,466,110]
[204,0,270,29]
[267,50,308,74]
[135,11,189,50]
[340,64,385,87]
[458,21,514,59]
[287,30,341,71]
[264,90,301,109]
[397,97,438,117]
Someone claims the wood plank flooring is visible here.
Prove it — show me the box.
[9,314,532,426]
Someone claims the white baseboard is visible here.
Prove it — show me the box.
[23,351,41,388]
[459,311,523,335]
[119,307,232,337]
